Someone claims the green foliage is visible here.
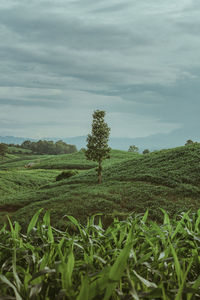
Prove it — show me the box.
[128,145,139,152]
[0,169,60,201]
[143,149,150,154]
[21,139,77,155]
[56,170,78,181]
[0,149,137,171]
[8,146,32,154]
[185,139,194,145]
[30,152,97,170]
[0,210,200,299]
[0,152,96,170]
[0,143,8,160]
[85,110,111,183]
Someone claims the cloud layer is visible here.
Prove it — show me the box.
[0,0,200,139]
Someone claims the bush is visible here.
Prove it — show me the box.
[143,149,150,154]
[56,170,78,181]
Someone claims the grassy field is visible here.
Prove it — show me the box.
[0,144,200,298]
[1,149,137,170]
[0,144,200,228]
[0,209,200,299]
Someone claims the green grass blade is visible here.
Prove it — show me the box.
[194,209,200,232]
[175,258,193,300]
[142,209,149,224]
[27,208,43,236]
[187,275,200,300]
[0,275,23,300]
[169,241,183,286]
[77,277,89,300]
[133,270,157,288]
[171,211,189,240]
[43,211,54,243]
[103,228,134,300]
[65,248,75,290]
[12,248,22,291]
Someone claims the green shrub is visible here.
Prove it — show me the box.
[56,170,78,181]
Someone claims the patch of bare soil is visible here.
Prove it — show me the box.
[0,205,23,212]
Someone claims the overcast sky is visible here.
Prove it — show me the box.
[0,0,200,139]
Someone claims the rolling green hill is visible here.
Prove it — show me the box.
[0,145,200,228]
[1,149,138,170]
[8,145,33,154]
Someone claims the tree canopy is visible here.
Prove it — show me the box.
[21,140,77,155]
[128,145,139,153]
[85,110,111,184]
[0,143,8,160]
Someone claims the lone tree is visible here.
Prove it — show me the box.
[0,143,8,160]
[185,139,194,146]
[85,110,111,184]
[128,145,139,153]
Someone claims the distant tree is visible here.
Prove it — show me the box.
[21,139,77,155]
[85,110,111,184]
[0,143,8,160]
[185,139,194,146]
[21,140,32,149]
[80,147,86,153]
[143,149,150,154]
[128,145,139,153]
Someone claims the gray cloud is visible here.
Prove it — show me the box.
[0,0,199,140]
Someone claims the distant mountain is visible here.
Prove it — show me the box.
[0,136,35,145]
[64,129,199,151]
[0,129,199,151]
[61,136,87,150]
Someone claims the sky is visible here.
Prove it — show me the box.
[0,0,200,140]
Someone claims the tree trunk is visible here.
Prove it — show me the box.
[98,160,102,184]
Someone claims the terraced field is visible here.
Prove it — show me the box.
[0,144,200,228]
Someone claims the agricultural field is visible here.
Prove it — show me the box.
[0,209,200,299]
[0,144,200,298]
[0,144,200,228]
[8,146,33,154]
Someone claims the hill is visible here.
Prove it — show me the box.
[0,144,199,228]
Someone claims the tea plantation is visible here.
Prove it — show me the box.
[0,144,200,228]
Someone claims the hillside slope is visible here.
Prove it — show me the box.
[0,145,200,228]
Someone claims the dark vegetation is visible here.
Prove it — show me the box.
[20,139,77,155]
[0,143,8,160]
[56,170,78,181]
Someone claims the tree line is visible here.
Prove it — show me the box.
[21,140,77,155]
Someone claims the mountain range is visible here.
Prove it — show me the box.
[0,128,198,151]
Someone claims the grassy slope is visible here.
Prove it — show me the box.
[8,146,32,154]
[0,169,60,200]
[0,145,200,228]
[29,149,137,170]
[0,149,137,204]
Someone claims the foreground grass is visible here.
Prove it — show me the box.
[0,210,200,299]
